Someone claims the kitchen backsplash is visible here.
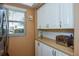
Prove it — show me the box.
[38,31,73,40]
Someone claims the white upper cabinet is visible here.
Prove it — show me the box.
[37,4,46,29]
[37,3,74,29]
[37,3,60,29]
[44,3,60,29]
[60,3,74,29]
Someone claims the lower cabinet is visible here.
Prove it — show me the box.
[41,42,53,56]
[35,40,42,56]
[35,40,69,56]
[35,40,53,56]
[56,50,68,56]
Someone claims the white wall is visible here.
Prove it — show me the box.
[38,31,73,40]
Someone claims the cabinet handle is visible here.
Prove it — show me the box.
[52,50,54,56]
[38,42,40,46]
[54,51,56,56]
[60,24,61,28]
[52,50,56,56]
[60,21,61,28]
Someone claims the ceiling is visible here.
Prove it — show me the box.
[21,3,44,8]
[21,3,34,6]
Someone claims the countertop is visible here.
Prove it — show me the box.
[36,38,74,56]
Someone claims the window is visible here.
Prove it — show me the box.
[8,9,25,36]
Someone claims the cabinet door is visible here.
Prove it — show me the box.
[35,41,55,56]
[37,3,60,29]
[44,3,60,29]
[60,3,74,29]
[41,42,54,56]
[35,40,42,56]
[37,4,47,29]
[56,49,69,56]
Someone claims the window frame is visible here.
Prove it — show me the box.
[7,8,26,36]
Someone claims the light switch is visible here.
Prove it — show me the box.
[28,15,33,21]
